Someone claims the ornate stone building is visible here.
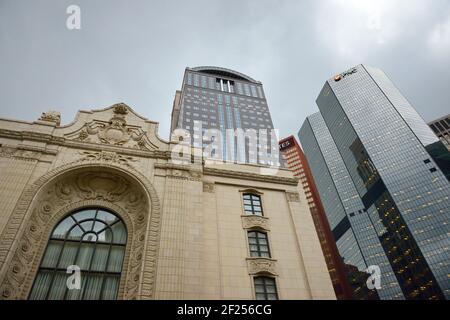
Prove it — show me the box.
[0,103,335,300]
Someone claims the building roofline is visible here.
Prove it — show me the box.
[188,66,259,83]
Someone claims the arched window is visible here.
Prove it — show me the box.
[29,208,127,300]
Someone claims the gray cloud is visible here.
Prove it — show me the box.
[1,0,449,140]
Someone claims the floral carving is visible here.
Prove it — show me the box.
[247,258,278,276]
[79,151,137,166]
[241,215,269,230]
[38,111,61,126]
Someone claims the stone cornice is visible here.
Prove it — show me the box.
[204,167,299,186]
[0,128,171,160]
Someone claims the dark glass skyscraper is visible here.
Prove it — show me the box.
[171,66,278,165]
[299,64,450,300]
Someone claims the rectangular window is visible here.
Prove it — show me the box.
[254,277,278,300]
[243,194,263,216]
[248,231,270,258]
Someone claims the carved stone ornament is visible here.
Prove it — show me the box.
[38,111,61,126]
[203,182,215,193]
[246,258,278,276]
[0,159,162,300]
[0,146,41,161]
[241,215,269,231]
[113,103,129,115]
[166,168,202,181]
[67,103,157,151]
[79,150,137,166]
[286,192,300,202]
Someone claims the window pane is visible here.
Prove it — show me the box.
[92,220,107,233]
[52,217,75,239]
[41,241,63,268]
[29,271,52,300]
[255,284,265,293]
[266,285,277,294]
[102,276,120,300]
[255,293,266,300]
[47,272,67,300]
[267,293,278,300]
[80,221,94,233]
[90,244,109,272]
[76,243,95,270]
[67,225,83,240]
[108,246,125,273]
[83,275,103,300]
[111,221,127,244]
[258,238,268,245]
[58,242,78,269]
[73,210,96,223]
[96,210,118,225]
[97,228,113,243]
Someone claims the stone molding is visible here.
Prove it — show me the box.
[0,129,171,160]
[204,167,298,186]
[286,192,301,202]
[246,258,278,276]
[241,215,270,231]
[0,158,162,300]
[0,146,41,162]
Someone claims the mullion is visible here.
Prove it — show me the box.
[50,237,125,247]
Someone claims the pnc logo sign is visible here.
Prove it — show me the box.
[334,67,358,81]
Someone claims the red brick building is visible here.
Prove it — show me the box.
[279,135,352,299]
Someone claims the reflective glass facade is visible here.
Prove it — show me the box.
[300,64,450,300]
[299,113,399,300]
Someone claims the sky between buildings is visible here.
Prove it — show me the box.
[1,0,449,141]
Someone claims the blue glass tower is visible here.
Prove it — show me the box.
[300,65,450,300]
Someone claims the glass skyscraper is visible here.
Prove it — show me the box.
[171,66,279,165]
[299,64,450,300]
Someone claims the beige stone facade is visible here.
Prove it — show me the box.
[0,103,335,300]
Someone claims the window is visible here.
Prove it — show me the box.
[29,208,127,300]
[243,194,263,216]
[254,277,278,300]
[248,231,270,257]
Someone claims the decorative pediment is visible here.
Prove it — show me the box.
[64,103,159,151]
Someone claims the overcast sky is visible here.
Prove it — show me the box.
[1,0,449,140]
